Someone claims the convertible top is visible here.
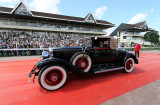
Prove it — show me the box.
[91,36,117,49]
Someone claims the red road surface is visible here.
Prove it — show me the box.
[0,53,160,105]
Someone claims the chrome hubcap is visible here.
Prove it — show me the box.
[52,76,58,82]
[81,62,86,67]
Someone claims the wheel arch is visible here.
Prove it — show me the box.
[37,58,71,74]
[124,53,138,65]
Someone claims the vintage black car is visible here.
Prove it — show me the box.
[28,36,138,91]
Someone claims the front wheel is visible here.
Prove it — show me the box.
[38,65,67,91]
[123,58,134,73]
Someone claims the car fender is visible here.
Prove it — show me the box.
[36,58,91,75]
[124,52,138,64]
[36,58,67,67]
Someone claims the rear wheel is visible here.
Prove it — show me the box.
[38,65,67,91]
[123,58,134,73]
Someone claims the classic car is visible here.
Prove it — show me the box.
[28,36,138,91]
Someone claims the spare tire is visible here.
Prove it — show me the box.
[70,52,92,72]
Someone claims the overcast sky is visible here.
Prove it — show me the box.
[0,0,160,34]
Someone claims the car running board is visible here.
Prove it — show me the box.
[94,67,124,74]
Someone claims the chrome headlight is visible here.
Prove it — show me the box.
[42,51,49,57]
[39,56,43,61]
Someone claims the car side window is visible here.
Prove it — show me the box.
[103,40,109,48]
[93,38,110,48]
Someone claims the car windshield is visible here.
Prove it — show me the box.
[75,38,92,47]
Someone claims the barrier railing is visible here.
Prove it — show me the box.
[0,48,49,57]
[0,47,159,57]
[118,47,159,51]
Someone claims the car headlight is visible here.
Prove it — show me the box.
[39,56,43,61]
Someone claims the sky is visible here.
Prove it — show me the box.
[0,0,160,34]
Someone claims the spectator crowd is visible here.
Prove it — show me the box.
[0,31,87,49]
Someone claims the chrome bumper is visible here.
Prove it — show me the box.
[28,73,35,83]
[28,65,38,83]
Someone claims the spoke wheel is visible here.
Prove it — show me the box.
[44,69,63,86]
[126,60,133,70]
[123,58,134,73]
[75,57,89,71]
[71,53,91,72]
[38,65,67,91]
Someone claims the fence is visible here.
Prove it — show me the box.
[0,47,159,57]
[119,47,159,51]
[0,48,49,57]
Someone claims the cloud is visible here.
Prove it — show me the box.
[128,13,148,24]
[104,28,114,35]
[157,29,160,34]
[7,5,15,8]
[156,22,160,25]
[150,9,154,13]
[94,6,108,19]
[0,0,19,4]
[29,0,60,14]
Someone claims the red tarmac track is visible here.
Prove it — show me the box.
[0,53,160,105]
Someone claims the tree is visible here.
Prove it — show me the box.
[144,31,159,45]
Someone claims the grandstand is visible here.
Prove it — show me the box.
[0,0,114,56]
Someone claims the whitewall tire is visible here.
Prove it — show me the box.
[38,65,67,91]
[123,58,134,73]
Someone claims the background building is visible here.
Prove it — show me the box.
[110,21,152,47]
[0,0,114,49]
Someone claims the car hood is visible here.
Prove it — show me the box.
[117,49,129,54]
[52,46,83,51]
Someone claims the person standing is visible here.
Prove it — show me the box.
[134,43,141,57]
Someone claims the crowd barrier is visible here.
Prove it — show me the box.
[0,48,49,57]
[119,47,159,51]
[0,47,159,57]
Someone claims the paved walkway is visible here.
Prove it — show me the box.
[140,50,160,54]
[0,55,40,61]
[100,80,160,105]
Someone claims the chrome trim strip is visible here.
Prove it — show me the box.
[95,67,124,74]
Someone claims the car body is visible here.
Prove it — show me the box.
[28,36,138,91]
